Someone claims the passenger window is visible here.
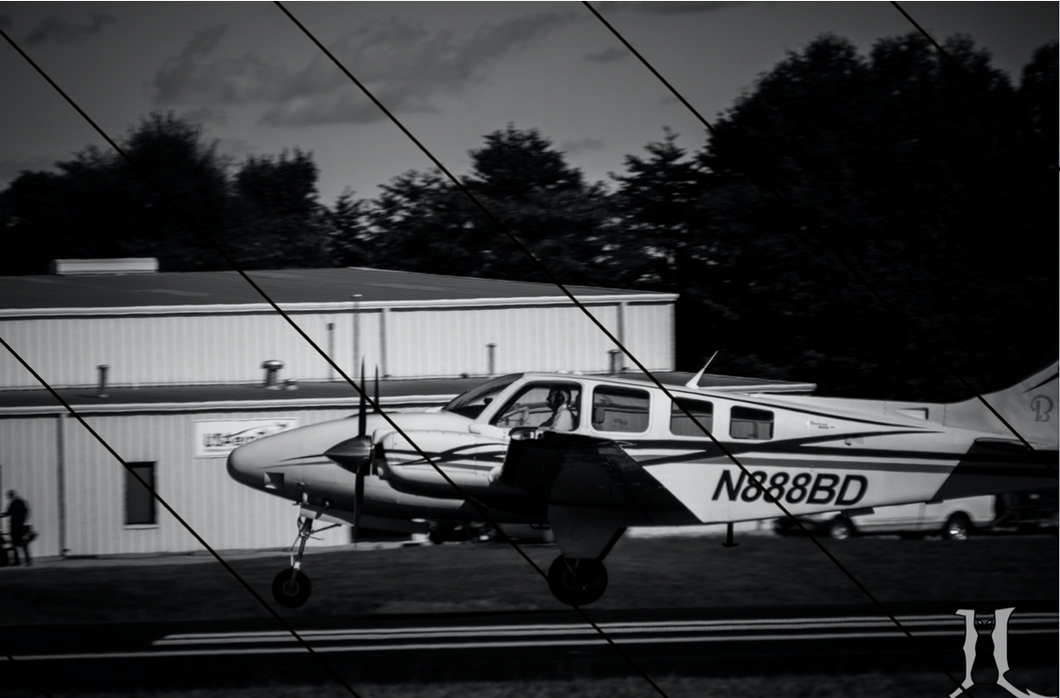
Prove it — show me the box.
[670,398,714,437]
[592,386,650,433]
[730,406,774,440]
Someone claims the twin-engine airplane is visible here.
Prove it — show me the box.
[227,362,1058,607]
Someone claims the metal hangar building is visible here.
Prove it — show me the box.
[0,264,677,558]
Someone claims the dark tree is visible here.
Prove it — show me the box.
[1019,41,1058,159]
[230,148,329,268]
[325,188,371,267]
[362,126,610,285]
[1,112,234,273]
[613,33,1057,399]
[363,169,479,275]
[607,129,711,292]
[462,125,610,284]
[467,124,586,201]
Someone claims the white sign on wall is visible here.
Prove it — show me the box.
[194,419,299,458]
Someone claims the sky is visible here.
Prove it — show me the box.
[0,2,1056,207]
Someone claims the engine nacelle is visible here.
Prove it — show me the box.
[378,429,507,499]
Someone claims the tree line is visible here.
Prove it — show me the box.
[2,33,1056,399]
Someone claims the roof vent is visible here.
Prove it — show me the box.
[51,258,159,275]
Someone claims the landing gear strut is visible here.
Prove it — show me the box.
[272,516,318,607]
[547,556,608,606]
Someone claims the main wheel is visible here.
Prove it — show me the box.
[828,517,855,540]
[943,514,971,540]
[272,569,312,607]
[548,556,608,606]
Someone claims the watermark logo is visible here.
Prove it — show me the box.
[950,607,1057,698]
[1030,395,1053,423]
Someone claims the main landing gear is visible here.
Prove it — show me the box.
[272,514,338,608]
[547,556,608,606]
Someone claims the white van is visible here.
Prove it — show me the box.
[773,495,997,540]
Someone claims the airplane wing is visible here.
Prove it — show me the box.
[494,431,700,527]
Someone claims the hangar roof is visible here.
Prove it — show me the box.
[0,371,812,415]
[0,267,667,312]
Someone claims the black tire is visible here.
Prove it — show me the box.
[943,514,971,540]
[548,556,608,606]
[828,517,855,540]
[272,569,312,607]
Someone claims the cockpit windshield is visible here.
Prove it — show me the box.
[441,374,520,419]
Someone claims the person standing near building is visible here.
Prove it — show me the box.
[1,490,31,566]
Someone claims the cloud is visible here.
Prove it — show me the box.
[559,137,605,156]
[593,2,742,14]
[153,25,289,106]
[584,46,629,63]
[150,13,576,126]
[178,107,229,128]
[215,137,258,161]
[21,13,114,47]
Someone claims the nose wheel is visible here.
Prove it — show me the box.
[548,556,608,606]
[272,569,312,608]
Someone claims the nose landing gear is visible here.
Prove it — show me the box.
[547,556,608,606]
[271,514,338,608]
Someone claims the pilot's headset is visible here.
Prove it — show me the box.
[552,387,572,407]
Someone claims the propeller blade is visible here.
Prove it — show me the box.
[374,365,380,414]
[358,359,367,438]
[353,463,366,547]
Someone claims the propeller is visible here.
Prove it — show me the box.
[322,360,374,545]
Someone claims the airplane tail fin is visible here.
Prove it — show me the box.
[945,361,1059,445]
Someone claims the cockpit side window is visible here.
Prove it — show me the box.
[491,383,581,430]
[592,386,650,433]
[441,375,519,419]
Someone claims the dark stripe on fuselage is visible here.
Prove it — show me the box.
[706,395,938,429]
[1027,372,1059,391]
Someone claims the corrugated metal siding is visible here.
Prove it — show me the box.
[62,409,352,556]
[387,304,631,377]
[2,314,353,388]
[0,416,60,557]
[624,303,676,371]
[1,301,673,388]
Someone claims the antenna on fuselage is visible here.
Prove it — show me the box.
[684,350,719,389]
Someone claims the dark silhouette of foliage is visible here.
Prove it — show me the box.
[359,125,611,285]
[683,33,1057,398]
[1,112,233,272]
[2,33,1054,401]
[229,148,330,269]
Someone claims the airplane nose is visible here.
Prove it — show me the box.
[227,439,263,488]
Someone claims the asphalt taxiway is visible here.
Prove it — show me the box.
[3,601,1057,691]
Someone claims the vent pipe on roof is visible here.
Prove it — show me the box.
[262,360,284,389]
[51,258,159,275]
[96,364,109,399]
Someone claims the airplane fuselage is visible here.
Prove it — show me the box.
[228,371,1057,531]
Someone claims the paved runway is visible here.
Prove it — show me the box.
[3,601,1057,690]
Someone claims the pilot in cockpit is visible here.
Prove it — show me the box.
[542,387,575,431]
